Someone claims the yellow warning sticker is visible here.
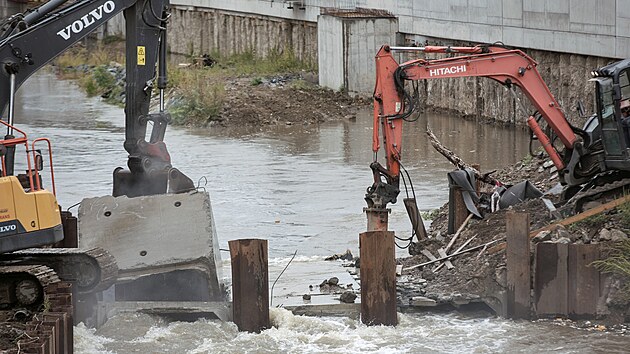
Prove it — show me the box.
[137,46,146,66]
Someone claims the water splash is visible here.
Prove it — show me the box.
[75,310,630,353]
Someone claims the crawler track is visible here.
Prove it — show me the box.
[0,266,74,353]
[563,175,630,213]
[0,247,118,294]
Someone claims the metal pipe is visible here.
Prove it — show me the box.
[4,73,16,176]
[7,73,15,136]
[157,28,167,112]
[23,0,70,25]
[388,46,427,52]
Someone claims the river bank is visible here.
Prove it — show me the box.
[54,41,368,128]
[396,152,630,328]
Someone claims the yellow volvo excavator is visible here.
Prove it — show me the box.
[0,124,62,254]
[0,0,224,320]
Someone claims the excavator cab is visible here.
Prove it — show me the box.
[0,121,63,253]
[592,60,630,171]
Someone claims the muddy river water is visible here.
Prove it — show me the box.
[12,73,630,353]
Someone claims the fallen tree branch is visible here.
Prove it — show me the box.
[426,127,502,186]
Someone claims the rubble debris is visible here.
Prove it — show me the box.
[339,291,357,303]
[397,153,630,322]
[319,277,345,293]
[434,236,476,272]
[406,240,500,272]
[445,213,473,252]
[410,296,437,307]
[325,250,354,261]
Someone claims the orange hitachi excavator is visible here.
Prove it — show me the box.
[366,43,630,231]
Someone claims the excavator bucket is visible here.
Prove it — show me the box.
[77,192,226,306]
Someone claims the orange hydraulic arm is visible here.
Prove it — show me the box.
[368,44,579,209]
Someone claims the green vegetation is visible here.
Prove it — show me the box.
[55,41,316,126]
[421,209,440,221]
[80,65,123,102]
[168,69,225,126]
[208,49,315,75]
[592,239,630,295]
[56,43,125,71]
[167,49,313,126]
[617,200,630,229]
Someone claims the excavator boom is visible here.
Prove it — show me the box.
[367,44,598,211]
[373,45,577,180]
[0,0,193,196]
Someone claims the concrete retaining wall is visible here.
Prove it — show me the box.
[0,0,26,19]
[170,7,316,64]
[173,0,630,60]
[104,7,317,66]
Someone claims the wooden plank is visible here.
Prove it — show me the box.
[445,213,473,252]
[506,212,531,319]
[434,235,477,272]
[448,186,469,234]
[535,243,568,317]
[229,239,270,333]
[471,164,482,194]
[421,249,438,262]
[436,248,454,269]
[359,231,397,326]
[568,244,601,317]
[489,195,630,254]
[403,198,428,240]
[405,240,500,272]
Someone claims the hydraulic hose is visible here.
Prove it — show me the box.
[23,0,69,26]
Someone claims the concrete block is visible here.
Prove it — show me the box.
[318,15,344,91]
[78,192,226,301]
[410,296,438,307]
[569,0,615,35]
[398,14,413,33]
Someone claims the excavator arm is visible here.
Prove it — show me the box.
[368,44,584,210]
[0,0,193,197]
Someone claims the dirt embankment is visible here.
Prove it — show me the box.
[218,76,367,127]
[398,154,630,327]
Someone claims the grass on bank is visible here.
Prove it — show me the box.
[56,37,126,71]
[55,42,315,126]
[592,238,630,298]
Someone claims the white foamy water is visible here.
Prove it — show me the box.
[76,309,630,353]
